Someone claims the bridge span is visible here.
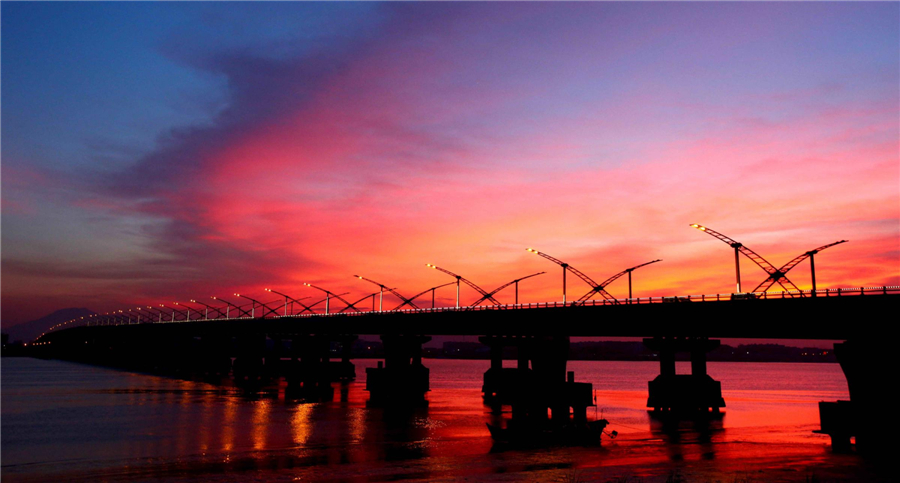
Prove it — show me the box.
[39,287,897,340]
[31,288,897,453]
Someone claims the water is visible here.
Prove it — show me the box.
[1,358,880,482]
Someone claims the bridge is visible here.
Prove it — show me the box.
[35,286,897,339]
[24,226,893,451]
[31,286,898,454]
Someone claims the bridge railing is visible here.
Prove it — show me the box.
[69,285,900,328]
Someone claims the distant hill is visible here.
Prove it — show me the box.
[2,308,95,343]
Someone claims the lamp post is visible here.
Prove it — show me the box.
[188,299,221,320]
[621,259,663,303]
[174,302,203,321]
[527,248,571,303]
[107,311,127,325]
[159,304,189,322]
[689,224,843,296]
[732,243,742,293]
[339,289,395,313]
[425,264,462,308]
[355,276,421,311]
[302,284,340,314]
[468,272,546,307]
[234,293,268,319]
[395,281,456,310]
[303,283,331,314]
[303,283,362,314]
[804,240,848,296]
[145,305,166,323]
[211,296,243,319]
[264,288,313,316]
[355,276,385,311]
[107,311,122,325]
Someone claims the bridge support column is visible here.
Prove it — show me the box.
[262,336,284,380]
[480,335,534,405]
[644,336,725,414]
[159,335,193,376]
[817,340,890,453]
[232,333,266,385]
[286,335,335,400]
[333,335,357,382]
[483,335,595,433]
[366,334,430,404]
[191,335,232,380]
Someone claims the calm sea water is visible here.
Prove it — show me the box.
[1,357,876,482]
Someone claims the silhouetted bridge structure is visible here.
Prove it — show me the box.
[32,287,898,453]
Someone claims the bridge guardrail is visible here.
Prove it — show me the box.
[44,285,900,334]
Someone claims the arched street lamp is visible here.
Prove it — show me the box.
[188,299,223,320]
[426,264,461,308]
[234,293,274,319]
[353,275,420,311]
[264,288,316,316]
[468,272,545,307]
[211,296,247,318]
[426,264,499,308]
[159,303,189,322]
[395,281,456,310]
[174,302,202,321]
[145,305,166,323]
[303,283,362,315]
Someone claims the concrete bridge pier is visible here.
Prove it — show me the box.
[817,339,890,453]
[185,335,232,380]
[366,334,430,404]
[285,335,335,400]
[480,335,534,406]
[482,335,594,426]
[106,332,158,373]
[644,336,725,414]
[336,335,357,381]
[155,335,191,376]
[529,336,592,424]
[265,336,287,380]
[232,333,267,385]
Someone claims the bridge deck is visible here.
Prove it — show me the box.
[39,289,899,342]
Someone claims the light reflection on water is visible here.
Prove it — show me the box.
[1,357,867,482]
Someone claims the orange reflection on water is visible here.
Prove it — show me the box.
[348,407,366,444]
[252,398,272,451]
[174,380,193,458]
[291,403,314,446]
[221,392,237,453]
[197,388,217,454]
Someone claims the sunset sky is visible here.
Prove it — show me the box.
[2,2,898,328]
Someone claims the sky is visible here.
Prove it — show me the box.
[2,2,898,330]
